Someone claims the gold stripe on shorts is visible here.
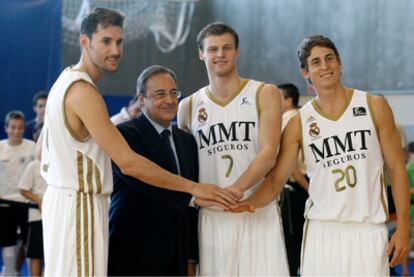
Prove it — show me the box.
[83,193,89,276]
[76,192,82,277]
[89,194,95,276]
[94,165,102,194]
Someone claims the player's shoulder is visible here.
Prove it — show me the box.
[22,139,36,147]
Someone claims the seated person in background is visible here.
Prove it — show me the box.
[108,65,199,276]
[19,123,47,277]
[110,94,141,125]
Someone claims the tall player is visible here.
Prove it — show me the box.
[233,35,409,275]
[178,22,289,275]
[39,9,237,276]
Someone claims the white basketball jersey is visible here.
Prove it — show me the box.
[190,79,263,199]
[300,89,387,223]
[41,67,112,194]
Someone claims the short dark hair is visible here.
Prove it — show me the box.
[136,65,177,95]
[297,35,341,70]
[5,110,25,126]
[197,22,239,51]
[408,141,414,153]
[80,7,125,39]
[279,83,300,108]
[32,90,48,105]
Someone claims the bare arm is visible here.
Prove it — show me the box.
[371,95,409,267]
[20,189,42,208]
[65,82,236,205]
[227,84,283,197]
[232,115,302,211]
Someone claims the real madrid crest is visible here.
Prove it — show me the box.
[198,108,208,123]
[309,122,320,138]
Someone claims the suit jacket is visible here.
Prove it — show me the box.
[108,114,199,276]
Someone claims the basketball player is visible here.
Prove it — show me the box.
[232,35,409,275]
[39,9,237,276]
[178,22,289,275]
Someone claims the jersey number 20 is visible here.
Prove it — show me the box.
[331,165,357,192]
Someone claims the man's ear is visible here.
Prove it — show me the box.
[79,34,89,49]
[300,68,310,81]
[199,50,205,61]
[138,94,145,108]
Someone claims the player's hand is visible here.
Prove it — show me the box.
[387,227,409,267]
[187,261,197,276]
[191,183,238,208]
[229,201,255,213]
[225,184,244,200]
[194,197,233,211]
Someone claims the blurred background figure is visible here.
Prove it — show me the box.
[24,91,48,140]
[279,83,309,276]
[110,95,141,125]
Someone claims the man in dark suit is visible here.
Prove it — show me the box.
[108,65,199,276]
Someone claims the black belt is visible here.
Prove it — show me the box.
[0,199,39,209]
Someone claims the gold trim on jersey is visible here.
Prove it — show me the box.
[380,173,389,220]
[366,93,380,133]
[77,151,104,194]
[255,82,265,118]
[298,112,305,163]
[311,88,355,121]
[87,157,93,193]
[77,151,85,192]
[62,86,91,143]
[95,165,102,194]
[205,78,249,107]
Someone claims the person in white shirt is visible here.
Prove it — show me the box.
[0,111,35,276]
[110,95,141,125]
[19,122,47,277]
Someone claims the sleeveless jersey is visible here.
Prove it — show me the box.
[190,79,264,199]
[41,67,112,194]
[300,89,387,223]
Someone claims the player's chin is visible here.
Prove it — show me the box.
[104,66,119,73]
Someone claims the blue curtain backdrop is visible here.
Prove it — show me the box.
[0,0,61,139]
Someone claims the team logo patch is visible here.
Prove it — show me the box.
[240,97,252,105]
[198,108,208,123]
[309,122,320,138]
[306,116,316,123]
[353,107,367,117]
